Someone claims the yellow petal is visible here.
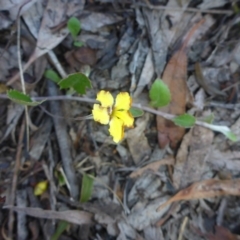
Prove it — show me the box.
[92,104,110,124]
[109,117,124,143]
[113,110,134,127]
[96,90,114,108]
[114,92,132,110]
[34,180,48,196]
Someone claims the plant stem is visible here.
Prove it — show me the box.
[0,93,233,133]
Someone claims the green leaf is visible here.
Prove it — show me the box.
[129,107,144,118]
[173,114,196,128]
[7,90,45,106]
[201,113,214,124]
[55,170,66,187]
[205,124,238,142]
[58,72,92,95]
[44,70,61,83]
[149,79,171,107]
[73,41,84,47]
[51,221,69,240]
[80,174,94,203]
[225,131,238,142]
[67,17,81,39]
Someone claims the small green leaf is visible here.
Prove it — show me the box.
[67,17,81,39]
[55,170,66,187]
[80,174,94,203]
[44,70,61,83]
[173,114,196,128]
[51,221,69,240]
[73,41,84,47]
[206,124,238,142]
[201,113,214,124]
[149,79,171,107]
[58,73,92,95]
[7,90,45,106]
[129,107,144,118]
[225,131,238,142]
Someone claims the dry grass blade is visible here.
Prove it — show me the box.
[157,178,240,211]
[5,206,93,225]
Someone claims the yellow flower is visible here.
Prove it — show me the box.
[92,90,134,143]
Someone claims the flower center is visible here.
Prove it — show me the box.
[107,106,113,116]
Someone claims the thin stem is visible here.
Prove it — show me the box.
[17,17,29,151]
[0,93,234,132]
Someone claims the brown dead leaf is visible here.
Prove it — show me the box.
[157,178,240,211]
[173,125,214,189]
[130,157,174,178]
[206,226,240,240]
[126,113,151,164]
[5,206,93,225]
[157,19,205,149]
[29,118,53,161]
[157,48,187,149]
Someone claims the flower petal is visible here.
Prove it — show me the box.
[113,110,134,127]
[92,104,110,124]
[114,92,132,110]
[96,90,114,108]
[109,117,124,143]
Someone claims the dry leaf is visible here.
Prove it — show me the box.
[206,226,240,240]
[173,125,214,189]
[157,19,206,149]
[157,178,240,211]
[157,48,188,149]
[29,118,52,161]
[5,206,93,225]
[7,0,85,86]
[130,157,174,178]
[126,113,151,164]
[128,196,170,231]
[133,49,154,98]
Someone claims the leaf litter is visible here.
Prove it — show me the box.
[1,0,240,239]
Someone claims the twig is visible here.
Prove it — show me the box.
[206,101,240,110]
[134,2,233,15]
[178,217,189,240]
[17,16,29,151]
[8,118,25,238]
[47,51,67,78]
[47,80,79,199]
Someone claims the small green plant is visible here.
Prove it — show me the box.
[7,74,237,142]
[44,69,61,83]
[149,79,171,107]
[67,17,84,47]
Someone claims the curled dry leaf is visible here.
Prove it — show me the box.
[157,178,240,211]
